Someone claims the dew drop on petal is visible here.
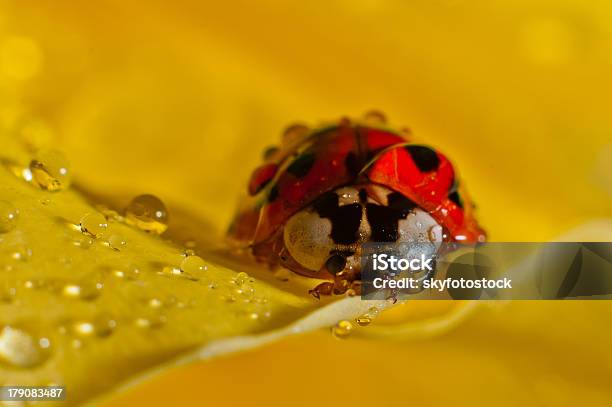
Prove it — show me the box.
[233,272,250,286]
[125,194,168,234]
[29,149,71,191]
[61,280,102,301]
[0,326,50,368]
[148,298,162,308]
[106,234,127,251]
[355,314,372,327]
[134,314,166,329]
[331,320,354,339]
[179,255,207,274]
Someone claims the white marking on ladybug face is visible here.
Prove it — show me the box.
[398,209,443,243]
[283,209,334,271]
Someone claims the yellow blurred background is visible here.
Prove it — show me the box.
[1,0,611,405]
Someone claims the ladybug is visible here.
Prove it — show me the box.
[228,113,486,298]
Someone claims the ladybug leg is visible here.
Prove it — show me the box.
[309,253,362,299]
[308,282,334,299]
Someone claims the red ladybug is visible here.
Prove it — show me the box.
[228,113,486,298]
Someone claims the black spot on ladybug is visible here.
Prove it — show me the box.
[313,192,362,244]
[287,153,315,178]
[405,145,440,172]
[366,193,417,242]
[448,191,463,208]
[325,254,347,275]
[268,185,279,202]
[387,192,418,213]
[344,152,360,177]
[358,188,368,203]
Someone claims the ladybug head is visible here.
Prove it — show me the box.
[278,184,444,278]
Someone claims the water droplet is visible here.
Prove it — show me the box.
[61,280,102,301]
[74,322,94,336]
[10,246,32,261]
[363,110,387,125]
[367,306,380,318]
[72,316,115,338]
[0,201,18,233]
[248,312,259,320]
[148,298,162,308]
[179,255,207,274]
[62,284,81,297]
[0,326,49,368]
[0,284,17,303]
[134,314,166,329]
[125,194,168,234]
[106,234,127,251]
[161,266,181,276]
[355,315,372,327]
[233,272,250,286]
[79,212,107,238]
[331,320,354,339]
[38,337,51,349]
[159,266,198,281]
[28,149,71,191]
[282,123,309,145]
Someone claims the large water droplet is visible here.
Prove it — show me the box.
[106,234,127,251]
[0,326,50,368]
[29,149,71,191]
[179,255,207,274]
[125,194,168,234]
[331,320,354,339]
[233,272,251,286]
